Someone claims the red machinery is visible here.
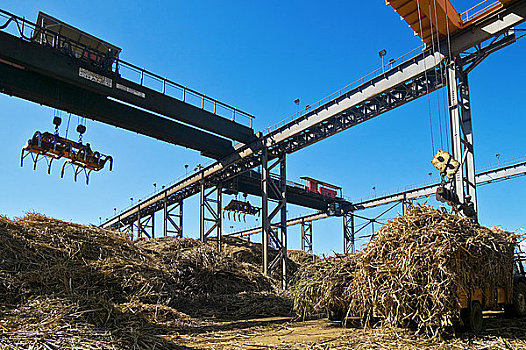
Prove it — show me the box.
[300,177,341,199]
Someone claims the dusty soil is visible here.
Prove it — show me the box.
[174,313,526,350]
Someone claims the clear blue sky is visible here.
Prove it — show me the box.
[0,0,524,254]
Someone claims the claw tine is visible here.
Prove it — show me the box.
[60,161,67,178]
[33,154,39,171]
[47,158,53,175]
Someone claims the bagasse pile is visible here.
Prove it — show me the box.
[0,214,293,349]
[292,205,519,334]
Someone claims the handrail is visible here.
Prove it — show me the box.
[261,44,424,135]
[0,9,255,128]
[113,58,255,125]
[460,0,500,22]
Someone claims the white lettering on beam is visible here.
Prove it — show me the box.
[116,83,146,98]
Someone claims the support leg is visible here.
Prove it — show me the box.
[164,199,183,238]
[301,220,313,254]
[199,183,223,249]
[261,149,288,289]
[447,58,477,217]
[343,213,355,254]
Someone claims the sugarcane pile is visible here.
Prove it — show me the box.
[0,214,292,349]
[291,205,519,335]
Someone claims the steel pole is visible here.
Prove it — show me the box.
[261,148,269,276]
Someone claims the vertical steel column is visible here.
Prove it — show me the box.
[137,206,142,239]
[151,213,155,238]
[447,58,477,215]
[216,184,223,251]
[260,148,288,289]
[199,182,223,249]
[301,220,313,254]
[163,194,168,237]
[279,156,287,288]
[200,182,205,242]
[129,220,134,240]
[261,149,270,277]
[343,213,355,254]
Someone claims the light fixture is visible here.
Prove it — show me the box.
[379,49,387,73]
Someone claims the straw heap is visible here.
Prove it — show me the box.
[0,214,293,349]
[292,205,519,335]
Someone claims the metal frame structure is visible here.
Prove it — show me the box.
[1,3,525,281]
[447,58,477,213]
[163,199,183,238]
[199,183,222,249]
[343,213,355,254]
[230,160,526,250]
[301,219,313,254]
[136,207,154,239]
[261,149,287,288]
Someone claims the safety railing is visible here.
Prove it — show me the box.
[261,44,424,135]
[114,59,255,127]
[460,0,500,22]
[0,9,255,128]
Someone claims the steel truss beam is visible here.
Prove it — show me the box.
[301,220,313,254]
[261,149,287,288]
[164,198,183,238]
[200,183,222,249]
[102,57,445,230]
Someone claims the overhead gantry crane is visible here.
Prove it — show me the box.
[0,10,256,159]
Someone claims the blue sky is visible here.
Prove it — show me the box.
[0,0,524,254]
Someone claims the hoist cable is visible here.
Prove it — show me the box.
[416,0,436,155]
[65,113,71,139]
[427,2,444,151]
[444,0,454,152]
[431,0,447,150]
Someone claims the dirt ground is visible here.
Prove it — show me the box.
[174,313,526,350]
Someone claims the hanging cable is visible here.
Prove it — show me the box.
[431,0,447,150]
[65,113,71,139]
[416,0,436,155]
[427,2,444,151]
[443,0,454,152]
